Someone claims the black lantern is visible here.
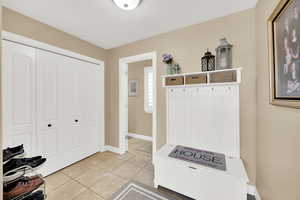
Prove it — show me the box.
[201,50,215,72]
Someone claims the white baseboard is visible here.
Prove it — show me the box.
[128,132,153,142]
[102,145,123,154]
[99,146,106,153]
[248,184,261,200]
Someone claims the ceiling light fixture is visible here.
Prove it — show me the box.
[112,0,142,10]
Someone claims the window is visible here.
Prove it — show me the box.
[144,67,153,113]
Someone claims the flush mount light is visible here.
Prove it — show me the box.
[112,0,142,10]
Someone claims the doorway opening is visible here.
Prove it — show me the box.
[119,52,157,161]
[128,59,153,157]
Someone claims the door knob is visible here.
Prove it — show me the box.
[75,119,79,123]
[48,124,52,127]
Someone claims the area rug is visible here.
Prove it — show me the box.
[110,182,175,200]
[111,182,255,200]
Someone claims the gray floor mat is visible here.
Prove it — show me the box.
[169,145,226,171]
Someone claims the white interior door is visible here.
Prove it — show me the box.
[78,62,103,156]
[36,50,60,175]
[37,52,103,175]
[2,41,36,156]
[3,38,104,176]
[57,56,103,166]
[56,56,80,166]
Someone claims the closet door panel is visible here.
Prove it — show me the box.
[77,62,102,157]
[3,41,36,155]
[36,50,60,175]
[71,59,82,155]
[56,56,78,165]
[79,64,94,154]
[90,66,103,154]
[97,66,105,152]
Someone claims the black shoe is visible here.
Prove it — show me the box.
[4,157,46,174]
[22,191,45,200]
[3,157,43,182]
[3,145,25,163]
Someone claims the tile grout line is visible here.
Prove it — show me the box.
[58,159,145,199]
[45,171,73,195]
[60,167,108,199]
[46,140,153,200]
[70,175,106,200]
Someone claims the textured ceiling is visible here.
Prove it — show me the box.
[3,0,257,49]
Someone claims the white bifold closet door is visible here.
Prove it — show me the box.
[36,50,60,174]
[36,50,103,175]
[3,40,104,176]
[2,41,36,156]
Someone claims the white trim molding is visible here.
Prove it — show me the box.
[128,133,153,142]
[248,184,261,200]
[119,52,157,158]
[102,145,124,154]
[2,31,104,66]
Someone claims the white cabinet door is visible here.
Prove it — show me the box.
[36,50,60,175]
[2,41,36,156]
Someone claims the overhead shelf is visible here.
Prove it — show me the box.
[162,68,242,87]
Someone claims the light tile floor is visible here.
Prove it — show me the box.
[45,138,154,200]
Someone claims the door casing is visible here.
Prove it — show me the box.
[118,52,157,159]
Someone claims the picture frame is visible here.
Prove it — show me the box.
[268,0,300,108]
[128,80,139,97]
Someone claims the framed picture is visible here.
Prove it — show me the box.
[129,80,139,97]
[268,0,300,108]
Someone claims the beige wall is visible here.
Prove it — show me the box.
[3,8,107,62]
[256,0,300,199]
[106,9,257,183]
[128,60,153,137]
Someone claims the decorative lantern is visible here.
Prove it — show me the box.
[201,50,215,72]
[216,38,233,70]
